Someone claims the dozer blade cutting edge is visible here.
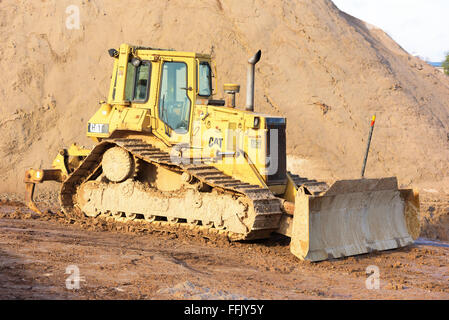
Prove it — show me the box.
[285,177,420,262]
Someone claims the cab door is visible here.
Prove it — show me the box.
[155,58,195,146]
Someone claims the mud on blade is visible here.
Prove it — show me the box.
[289,178,420,262]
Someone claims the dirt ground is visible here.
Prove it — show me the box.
[0,201,447,300]
[419,192,449,241]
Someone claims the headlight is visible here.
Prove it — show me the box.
[253,117,260,128]
[99,103,112,116]
[131,57,141,67]
[34,170,44,181]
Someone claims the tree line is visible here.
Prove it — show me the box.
[443,53,449,75]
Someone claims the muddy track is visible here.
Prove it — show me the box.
[60,138,289,241]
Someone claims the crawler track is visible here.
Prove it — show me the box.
[60,138,284,241]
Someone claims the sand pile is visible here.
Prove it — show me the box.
[0,0,448,238]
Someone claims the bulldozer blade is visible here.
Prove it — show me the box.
[289,177,420,262]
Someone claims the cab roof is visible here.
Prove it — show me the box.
[132,45,211,59]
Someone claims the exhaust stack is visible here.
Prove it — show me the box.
[245,50,262,112]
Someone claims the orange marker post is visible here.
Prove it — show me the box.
[361,115,376,178]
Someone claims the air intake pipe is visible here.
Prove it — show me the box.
[245,50,262,112]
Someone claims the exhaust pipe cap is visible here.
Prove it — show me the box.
[248,50,262,65]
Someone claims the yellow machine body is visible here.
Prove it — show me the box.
[86,44,285,191]
[25,43,420,262]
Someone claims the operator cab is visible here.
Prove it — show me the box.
[93,44,215,145]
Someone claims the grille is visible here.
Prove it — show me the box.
[266,118,287,185]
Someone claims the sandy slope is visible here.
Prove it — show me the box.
[0,0,448,237]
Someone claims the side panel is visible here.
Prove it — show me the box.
[87,106,151,139]
[189,105,269,187]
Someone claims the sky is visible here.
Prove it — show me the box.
[332,0,449,62]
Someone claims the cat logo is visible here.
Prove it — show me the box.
[208,137,223,148]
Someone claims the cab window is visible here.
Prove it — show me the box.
[159,62,191,133]
[111,68,118,101]
[198,62,212,96]
[124,61,151,102]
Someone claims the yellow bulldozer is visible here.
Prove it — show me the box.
[24,44,420,262]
